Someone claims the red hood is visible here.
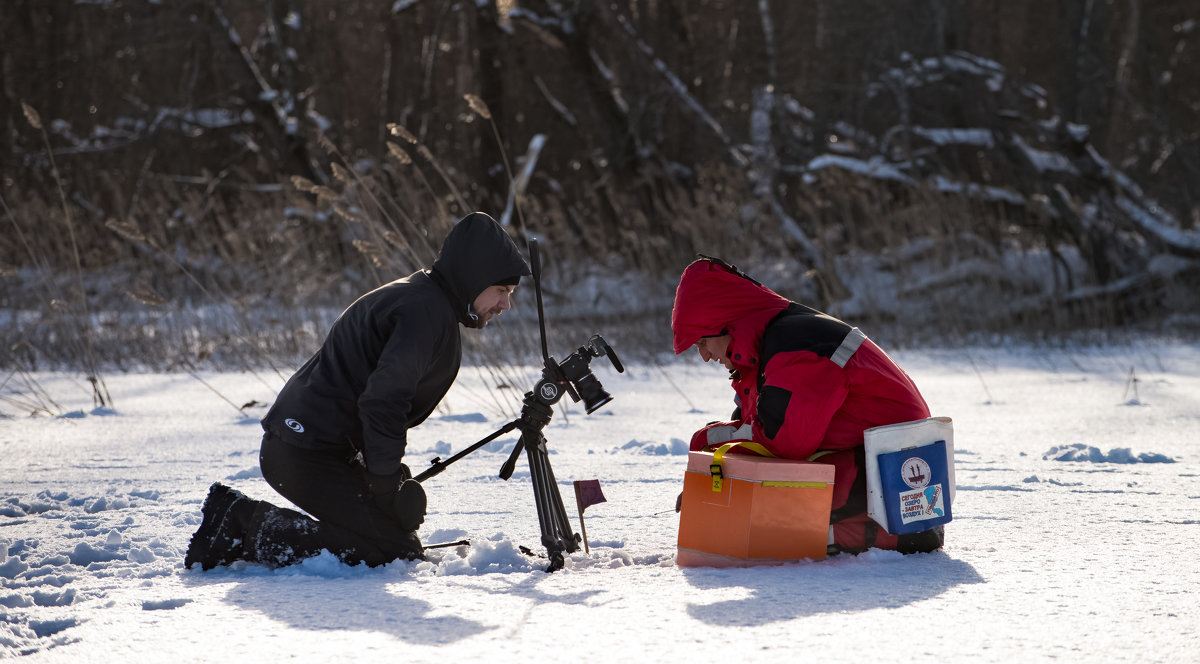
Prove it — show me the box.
[670,258,790,366]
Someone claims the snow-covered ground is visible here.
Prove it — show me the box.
[2,340,1198,662]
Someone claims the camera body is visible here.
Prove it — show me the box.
[530,334,624,414]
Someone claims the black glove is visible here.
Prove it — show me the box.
[390,479,427,532]
[365,464,426,531]
[364,463,409,497]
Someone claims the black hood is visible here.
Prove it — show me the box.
[430,212,531,327]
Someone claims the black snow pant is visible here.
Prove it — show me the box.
[241,432,423,568]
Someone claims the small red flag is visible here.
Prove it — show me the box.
[573,479,607,514]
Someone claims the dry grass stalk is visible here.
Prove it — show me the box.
[21,101,42,130]
[105,218,146,243]
[464,94,492,120]
[316,133,338,155]
[387,123,418,144]
[331,163,352,184]
[313,185,341,202]
[386,142,413,165]
[352,239,384,267]
[332,201,366,223]
[290,175,320,193]
[382,230,407,250]
[127,283,168,306]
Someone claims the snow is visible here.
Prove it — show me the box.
[911,127,996,148]
[3,341,1200,661]
[1011,134,1079,174]
[1115,192,1200,253]
[928,175,1026,205]
[805,154,917,185]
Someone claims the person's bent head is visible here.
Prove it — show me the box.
[431,212,530,329]
[671,255,790,371]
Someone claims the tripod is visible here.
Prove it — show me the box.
[414,382,581,572]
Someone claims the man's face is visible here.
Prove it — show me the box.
[695,334,734,371]
[471,284,515,327]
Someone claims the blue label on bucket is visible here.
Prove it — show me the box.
[877,440,952,535]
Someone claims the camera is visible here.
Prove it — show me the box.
[531,334,624,414]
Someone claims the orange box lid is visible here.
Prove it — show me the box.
[686,450,835,483]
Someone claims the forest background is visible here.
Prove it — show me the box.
[2,0,1199,398]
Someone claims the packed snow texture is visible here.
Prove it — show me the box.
[2,342,1198,662]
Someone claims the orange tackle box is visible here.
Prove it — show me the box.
[677,444,835,567]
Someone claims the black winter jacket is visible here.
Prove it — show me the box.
[261,213,530,475]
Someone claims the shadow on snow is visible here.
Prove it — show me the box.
[682,551,984,625]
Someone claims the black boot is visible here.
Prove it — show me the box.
[184,483,251,570]
[898,525,945,554]
[241,502,425,568]
[242,503,325,568]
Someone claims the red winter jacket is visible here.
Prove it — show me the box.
[671,257,932,551]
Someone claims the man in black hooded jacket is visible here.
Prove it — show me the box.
[184,212,531,569]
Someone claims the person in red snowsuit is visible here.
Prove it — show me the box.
[671,256,943,554]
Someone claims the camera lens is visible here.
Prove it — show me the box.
[575,372,613,413]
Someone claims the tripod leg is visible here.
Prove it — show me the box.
[522,431,580,572]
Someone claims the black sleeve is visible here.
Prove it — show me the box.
[356,315,439,475]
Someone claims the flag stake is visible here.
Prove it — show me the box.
[578,505,591,554]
